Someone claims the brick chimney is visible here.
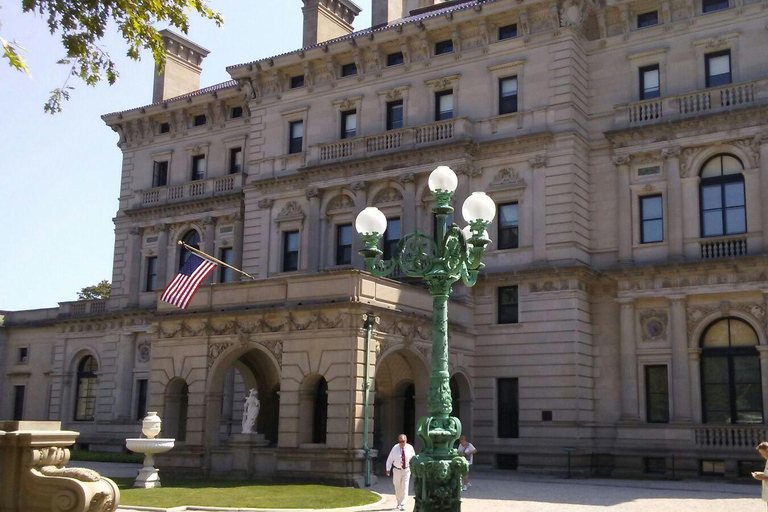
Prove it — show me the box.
[152,29,211,103]
[302,0,362,47]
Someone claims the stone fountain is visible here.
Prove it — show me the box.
[126,412,175,488]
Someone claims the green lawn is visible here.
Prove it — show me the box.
[70,450,144,464]
[115,478,380,509]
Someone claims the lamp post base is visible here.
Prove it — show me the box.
[412,454,468,512]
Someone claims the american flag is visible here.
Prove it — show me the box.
[161,253,217,309]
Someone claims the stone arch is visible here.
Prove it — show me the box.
[449,370,473,440]
[299,373,328,444]
[368,181,405,207]
[689,309,767,349]
[164,377,189,442]
[66,347,102,375]
[204,342,281,447]
[321,190,356,216]
[686,145,756,176]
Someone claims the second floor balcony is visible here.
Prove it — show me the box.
[614,78,768,128]
[134,173,245,208]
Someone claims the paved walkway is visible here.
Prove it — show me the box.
[76,462,766,511]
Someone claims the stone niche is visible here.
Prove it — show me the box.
[0,421,119,512]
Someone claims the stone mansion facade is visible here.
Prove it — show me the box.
[2,0,768,483]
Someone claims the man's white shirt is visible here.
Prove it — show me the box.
[386,443,416,471]
[458,442,476,465]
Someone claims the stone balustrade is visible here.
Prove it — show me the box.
[309,117,474,165]
[137,173,245,207]
[59,299,112,317]
[694,424,768,450]
[615,78,768,127]
[699,235,748,260]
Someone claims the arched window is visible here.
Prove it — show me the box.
[179,230,201,270]
[402,383,415,444]
[701,318,762,424]
[312,378,328,444]
[700,154,746,238]
[75,356,98,421]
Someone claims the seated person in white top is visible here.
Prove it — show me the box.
[457,436,477,491]
[385,434,416,511]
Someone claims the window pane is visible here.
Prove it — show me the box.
[497,378,519,438]
[641,196,662,220]
[286,231,299,251]
[439,93,453,115]
[729,320,758,347]
[725,207,746,234]
[722,155,743,175]
[701,157,723,178]
[646,366,669,423]
[643,219,663,243]
[501,77,518,95]
[703,320,730,348]
[708,55,730,76]
[499,203,519,227]
[345,112,357,132]
[702,356,728,382]
[701,185,722,209]
[386,219,401,240]
[498,24,517,40]
[338,224,352,246]
[499,227,519,250]
[733,356,760,382]
[291,121,303,138]
[723,182,745,207]
[703,211,724,237]
[643,69,660,90]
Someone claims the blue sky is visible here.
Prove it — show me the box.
[0,0,374,311]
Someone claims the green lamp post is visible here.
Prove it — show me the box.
[355,165,495,512]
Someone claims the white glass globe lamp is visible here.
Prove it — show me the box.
[462,191,496,224]
[355,207,387,235]
[461,225,489,241]
[428,166,458,193]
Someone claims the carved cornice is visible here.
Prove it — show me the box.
[489,167,525,189]
[124,194,242,221]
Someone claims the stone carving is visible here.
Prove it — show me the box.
[277,201,305,220]
[686,301,767,337]
[399,173,415,185]
[560,0,585,27]
[305,187,320,200]
[529,155,547,168]
[639,309,669,342]
[529,279,587,293]
[734,138,761,168]
[137,341,151,363]
[207,342,232,367]
[374,187,403,204]
[680,146,699,177]
[257,198,274,210]
[490,168,524,188]
[327,194,355,211]
[241,388,260,434]
[261,339,283,367]
[519,11,530,37]
[612,153,631,166]
[661,146,681,159]
[352,181,369,192]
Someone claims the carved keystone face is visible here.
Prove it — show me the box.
[646,320,664,339]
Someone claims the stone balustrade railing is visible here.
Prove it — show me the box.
[694,425,768,450]
[137,173,245,207]
[60,299,111,317]
[700,235,748,260]
[309,117,474,165]
[615,78,768,127]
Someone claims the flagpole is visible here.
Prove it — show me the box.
[177,241,258,281]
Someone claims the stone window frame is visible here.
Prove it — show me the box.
[486,184,528,253]
[630,182,668,248]
[16,346,29,365]
[223,135,247,175]
[139,227,159,296]
[692,32,741,91]
[150,150,173,188]
[281,106,310,156]
[132,375,150,421]
[272,202,306,275]
[633,7,661,30]
[424,75,460,123]
[332,96,363,141]
[214,221,234,283]
[637,354,673,424]
[320,190,357,270]
[369,182,405,258]
[627,47,668,102]
[487,60,525,119]
[184,143,211,182]
[377,86,410,131]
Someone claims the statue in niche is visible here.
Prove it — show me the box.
[241,388,260,434]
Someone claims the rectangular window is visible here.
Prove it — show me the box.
[336,224,353,266]
[159,122,171,134]
[230,106,243,119]
[498,24,518,40]
[434,39,454,55]
[152,161,168,187]
[193,114,207,127]
[219,247,233,282]
[637,11,659,28]
[191,154,206,181]
[289,120,304,154]
[700,460,726,476]
[145,256,158,292]
[387,52,404,66]
[13,385,25,421]
[497,378,519,438]
[229,147,243,174]
[386,100,404,130]
[639,64,660,100]
[340,62,357,77]
[705,50,731,88]
[645,365,670,423]
[640,195,663,244]
[383,218,401,260]
[282,230,299,272]
[498,203,519,250]
[645,457,667,474]
[498,286,519,324]
[341,110,357,139]
[290,75,305,89]
[499,77,518,115]
[18,347,29,363]
[136,379,148,421]
[435,90,453,121]
[702,0,729,13]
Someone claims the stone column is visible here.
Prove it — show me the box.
[202,216,217,284]
[114,332,137,420]
[662,147,684,260]
[757,345,768,424]
[232,211,245,280]
[531,156,547,263]
[613,154,633,264]
[744,168,762,253]
[759,134,768,252]
[618,298,639,421]
[688,348,702,424]
[400,174,417,235]
[669,295,692,422]
[257,199,273,278]
[156,223,171,289]
[306,187,322,273]
[127,227,143,307]
[352,181,369,269]
[681,176,700,258]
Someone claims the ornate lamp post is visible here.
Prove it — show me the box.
[355,165,495,512]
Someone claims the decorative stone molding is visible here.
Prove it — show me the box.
[529,155,547,168]
[276,201,305,222]
[351,181,369,192]
[692,31,742,49]
[137,341,151,363]
[424,74,461,91]
[639,309,669,342]
[529,279,587,293]
[399,173,415,184]
[686,301,767,338]
[327,194,356,211]
[454,163,481,177]
[661,146,681,159]
[305,187,320,200]
[378,85,410,101]
[257,198,274,210]
[373,187,403,205]
[206,338,284,368]
[489,168,525,189]
[612,153,631,166]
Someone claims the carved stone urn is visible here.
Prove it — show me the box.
[141,412,162,439]
[126,413,175,488]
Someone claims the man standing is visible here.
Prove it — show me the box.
[457,435,477,491]
[752,441,768,510]
[386,434,415,511]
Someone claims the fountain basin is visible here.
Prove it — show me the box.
[126,438,175,455]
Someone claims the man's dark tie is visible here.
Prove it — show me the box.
[401,446,406,469]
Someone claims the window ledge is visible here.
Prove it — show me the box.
[487,322,524,331]
[633,241,666,249]
[299,443,329,449]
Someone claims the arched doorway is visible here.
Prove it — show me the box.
[450,372,473,440]
[164,378,189,441]
[700,317,762,424]
[298,374,329,444]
